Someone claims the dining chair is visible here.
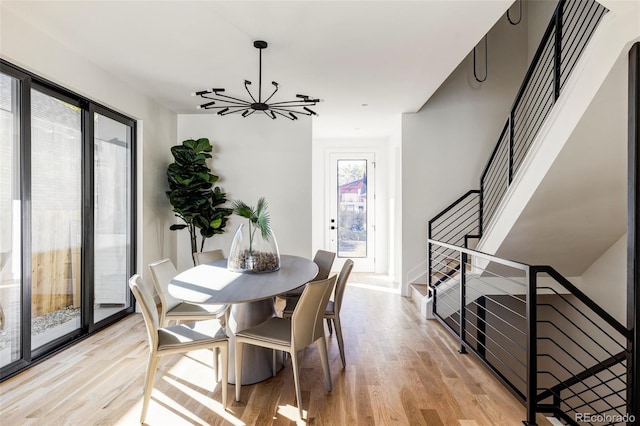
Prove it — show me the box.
[283,259,353,368]
[148,259,227,327]
[235,275,337,419]
[282,249,336,298]
[193,249,225,266]
[129,274,228,424]
[311,249,336,281]
[193,250,230,326]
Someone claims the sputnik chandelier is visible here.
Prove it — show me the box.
[192,40,320,120]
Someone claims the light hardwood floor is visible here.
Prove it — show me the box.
[0,273,551,425]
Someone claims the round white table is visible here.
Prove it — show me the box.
[169,254,318,384]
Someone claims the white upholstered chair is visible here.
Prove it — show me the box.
[148,259,227,327]
[283,259,353,368]
[193,249,225,266]
[129,274,228,424]
[282,249,335,298]
[235,275,337,419]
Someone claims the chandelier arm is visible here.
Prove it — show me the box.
[200,97,251,107]
[244,81,258,103]
[225,109,250,116]
[198,100,217,109]
[269,104,316,110]
[243,109,257,117]
[270,106,313,116]
[271,110,296,120]
[263,84,279,104]
[207,93,254,105]
[267,100,318,106]
[201,103,248,109]
[219,107,250,116]
[262,110,276,120]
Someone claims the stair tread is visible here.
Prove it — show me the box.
[410,283,429,297]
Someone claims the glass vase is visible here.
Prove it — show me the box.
[227,223,280,273]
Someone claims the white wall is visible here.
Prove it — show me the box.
[526,0,559,63]
[0,7,177,287]
[581,233,627,324]
[400,12,528,295]
[312,137,391,274]
[389,116,403,282]
[176,114,312,271]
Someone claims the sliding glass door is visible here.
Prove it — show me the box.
[0,61,136,379]
[30,86,83,349]
[93,112,133,323]
[0,72,21,367]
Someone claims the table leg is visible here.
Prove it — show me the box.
[226,298,284,384]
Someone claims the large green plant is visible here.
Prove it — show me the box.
[166,138,232,263]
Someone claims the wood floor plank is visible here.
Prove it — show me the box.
[0,273,550,425]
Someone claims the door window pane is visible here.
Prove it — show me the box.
[0,73,21,366]
[337,159,367,258]
[31,88,82,349]
[94,113,132,323]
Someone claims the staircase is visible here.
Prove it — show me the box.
[425,0,636,423]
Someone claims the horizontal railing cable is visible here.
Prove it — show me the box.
[537,358,626,418]
[537,340,627,406]
[430,195,480,231]
[537,307,627,356]
[537,370,616,418]
[464,303,527,345]
[537,351,628,401]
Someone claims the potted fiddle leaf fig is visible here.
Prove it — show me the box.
[166,138,232,264]
[228,197,280,272]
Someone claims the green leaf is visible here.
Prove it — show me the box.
[194,138,212,153]
[172,149,197,166]
[182,139,198,150]
[170,224,188,231]
[232,200,254,219]
[255,197,271,238]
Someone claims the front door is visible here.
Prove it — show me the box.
[327,152,375,272]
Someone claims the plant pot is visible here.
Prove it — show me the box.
[228,223,280,273]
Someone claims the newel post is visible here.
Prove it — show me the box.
[627,42,640,424]
[524,266,538,425]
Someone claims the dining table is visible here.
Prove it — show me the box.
[169,254,318,384]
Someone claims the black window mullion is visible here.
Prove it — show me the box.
[83,102,95,332]
[20,71,33,368]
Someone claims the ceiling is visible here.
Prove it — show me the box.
[1,0,512,139]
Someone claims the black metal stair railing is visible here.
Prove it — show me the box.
[428,240,632,426]
[426,0,608,276]
[534,267,631,425]
[424,1,617,422]
[482,0,607,228]
[428,190,480,287]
